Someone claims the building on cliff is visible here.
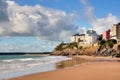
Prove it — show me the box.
[71,30,98,44]
[102,29,111,40]
[71,34,80,43]
[71,34,85,43]
[79,34,85,44]
[85,30,98,44]
[111,23,120,41]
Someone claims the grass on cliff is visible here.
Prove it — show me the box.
[99,39,117,49]
[54,39,117,52]
[54,42,78,51]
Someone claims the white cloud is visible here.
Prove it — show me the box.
[80,0,96,23]
[0,37,59,52]
[92,13,119,34]
[80,0,87,5]
[80,0,119,34]
[77,27,86,34]
[0,0,81,41]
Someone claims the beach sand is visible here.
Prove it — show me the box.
[9,59,120,80]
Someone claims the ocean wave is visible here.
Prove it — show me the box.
[0,56,71,79]
[2,58,33,62]
[1,56,71,70]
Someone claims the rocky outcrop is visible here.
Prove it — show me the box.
[52,46,98,56]
[112,44,120,57]
[97,44,120,57]
[98,48,116,56]
[52,42,120,58]
[51,49,82,56]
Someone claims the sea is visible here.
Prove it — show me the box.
[0,55,71,80]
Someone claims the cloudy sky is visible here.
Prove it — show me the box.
[0,0,120,52]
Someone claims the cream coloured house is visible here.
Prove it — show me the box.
[71,34,85,43]
[111,23,120,41]
[71,34,80,43]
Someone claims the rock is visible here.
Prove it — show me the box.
[98,48,107,56]
[115,53,120,57]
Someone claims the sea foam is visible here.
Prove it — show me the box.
[0,56,71,80]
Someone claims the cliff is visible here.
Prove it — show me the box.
[52,40,120,57]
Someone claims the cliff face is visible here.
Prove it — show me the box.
[52,41,120,57]
[52,49,81,56]
[52,42,99,56]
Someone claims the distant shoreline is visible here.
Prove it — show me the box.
[0,52,52,55]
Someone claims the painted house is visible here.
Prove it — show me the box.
[102,29,111,40]
[71,34,85,43]
[79,34,85,44]
[85,30,98,44]
[71,34,80,43]
[111,23,120,41]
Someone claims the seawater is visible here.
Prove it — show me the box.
[0,55,71,80]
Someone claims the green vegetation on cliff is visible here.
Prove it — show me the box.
[99,39,117,49]
[54,42,78,51]
[54,42,65,51]
[53,39,120,57]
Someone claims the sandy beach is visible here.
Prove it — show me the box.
[9,56,120,80]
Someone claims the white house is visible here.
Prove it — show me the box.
[71,33,86,44]
[85,30,98,44]
[71,34,80,43]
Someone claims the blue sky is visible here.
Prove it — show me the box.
[13,0,120,27]
[13,0,120,16]
[0,0,120,52]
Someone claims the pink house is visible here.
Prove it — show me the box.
[102,29,111,40]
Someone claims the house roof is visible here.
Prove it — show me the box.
[79,34,85,36]
[117,23,120,26]
[86,30,97,34]
[72,33,80,36]
[113,23,120,26]
[72,33,85,36]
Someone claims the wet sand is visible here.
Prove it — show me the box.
[77,55,120,61]
[9,56,120,80]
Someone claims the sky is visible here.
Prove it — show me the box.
[0,0,120,52]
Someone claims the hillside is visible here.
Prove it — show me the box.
[52,40,120,57]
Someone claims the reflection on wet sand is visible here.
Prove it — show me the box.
[56,56,120,69]
[56,56,92,69]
